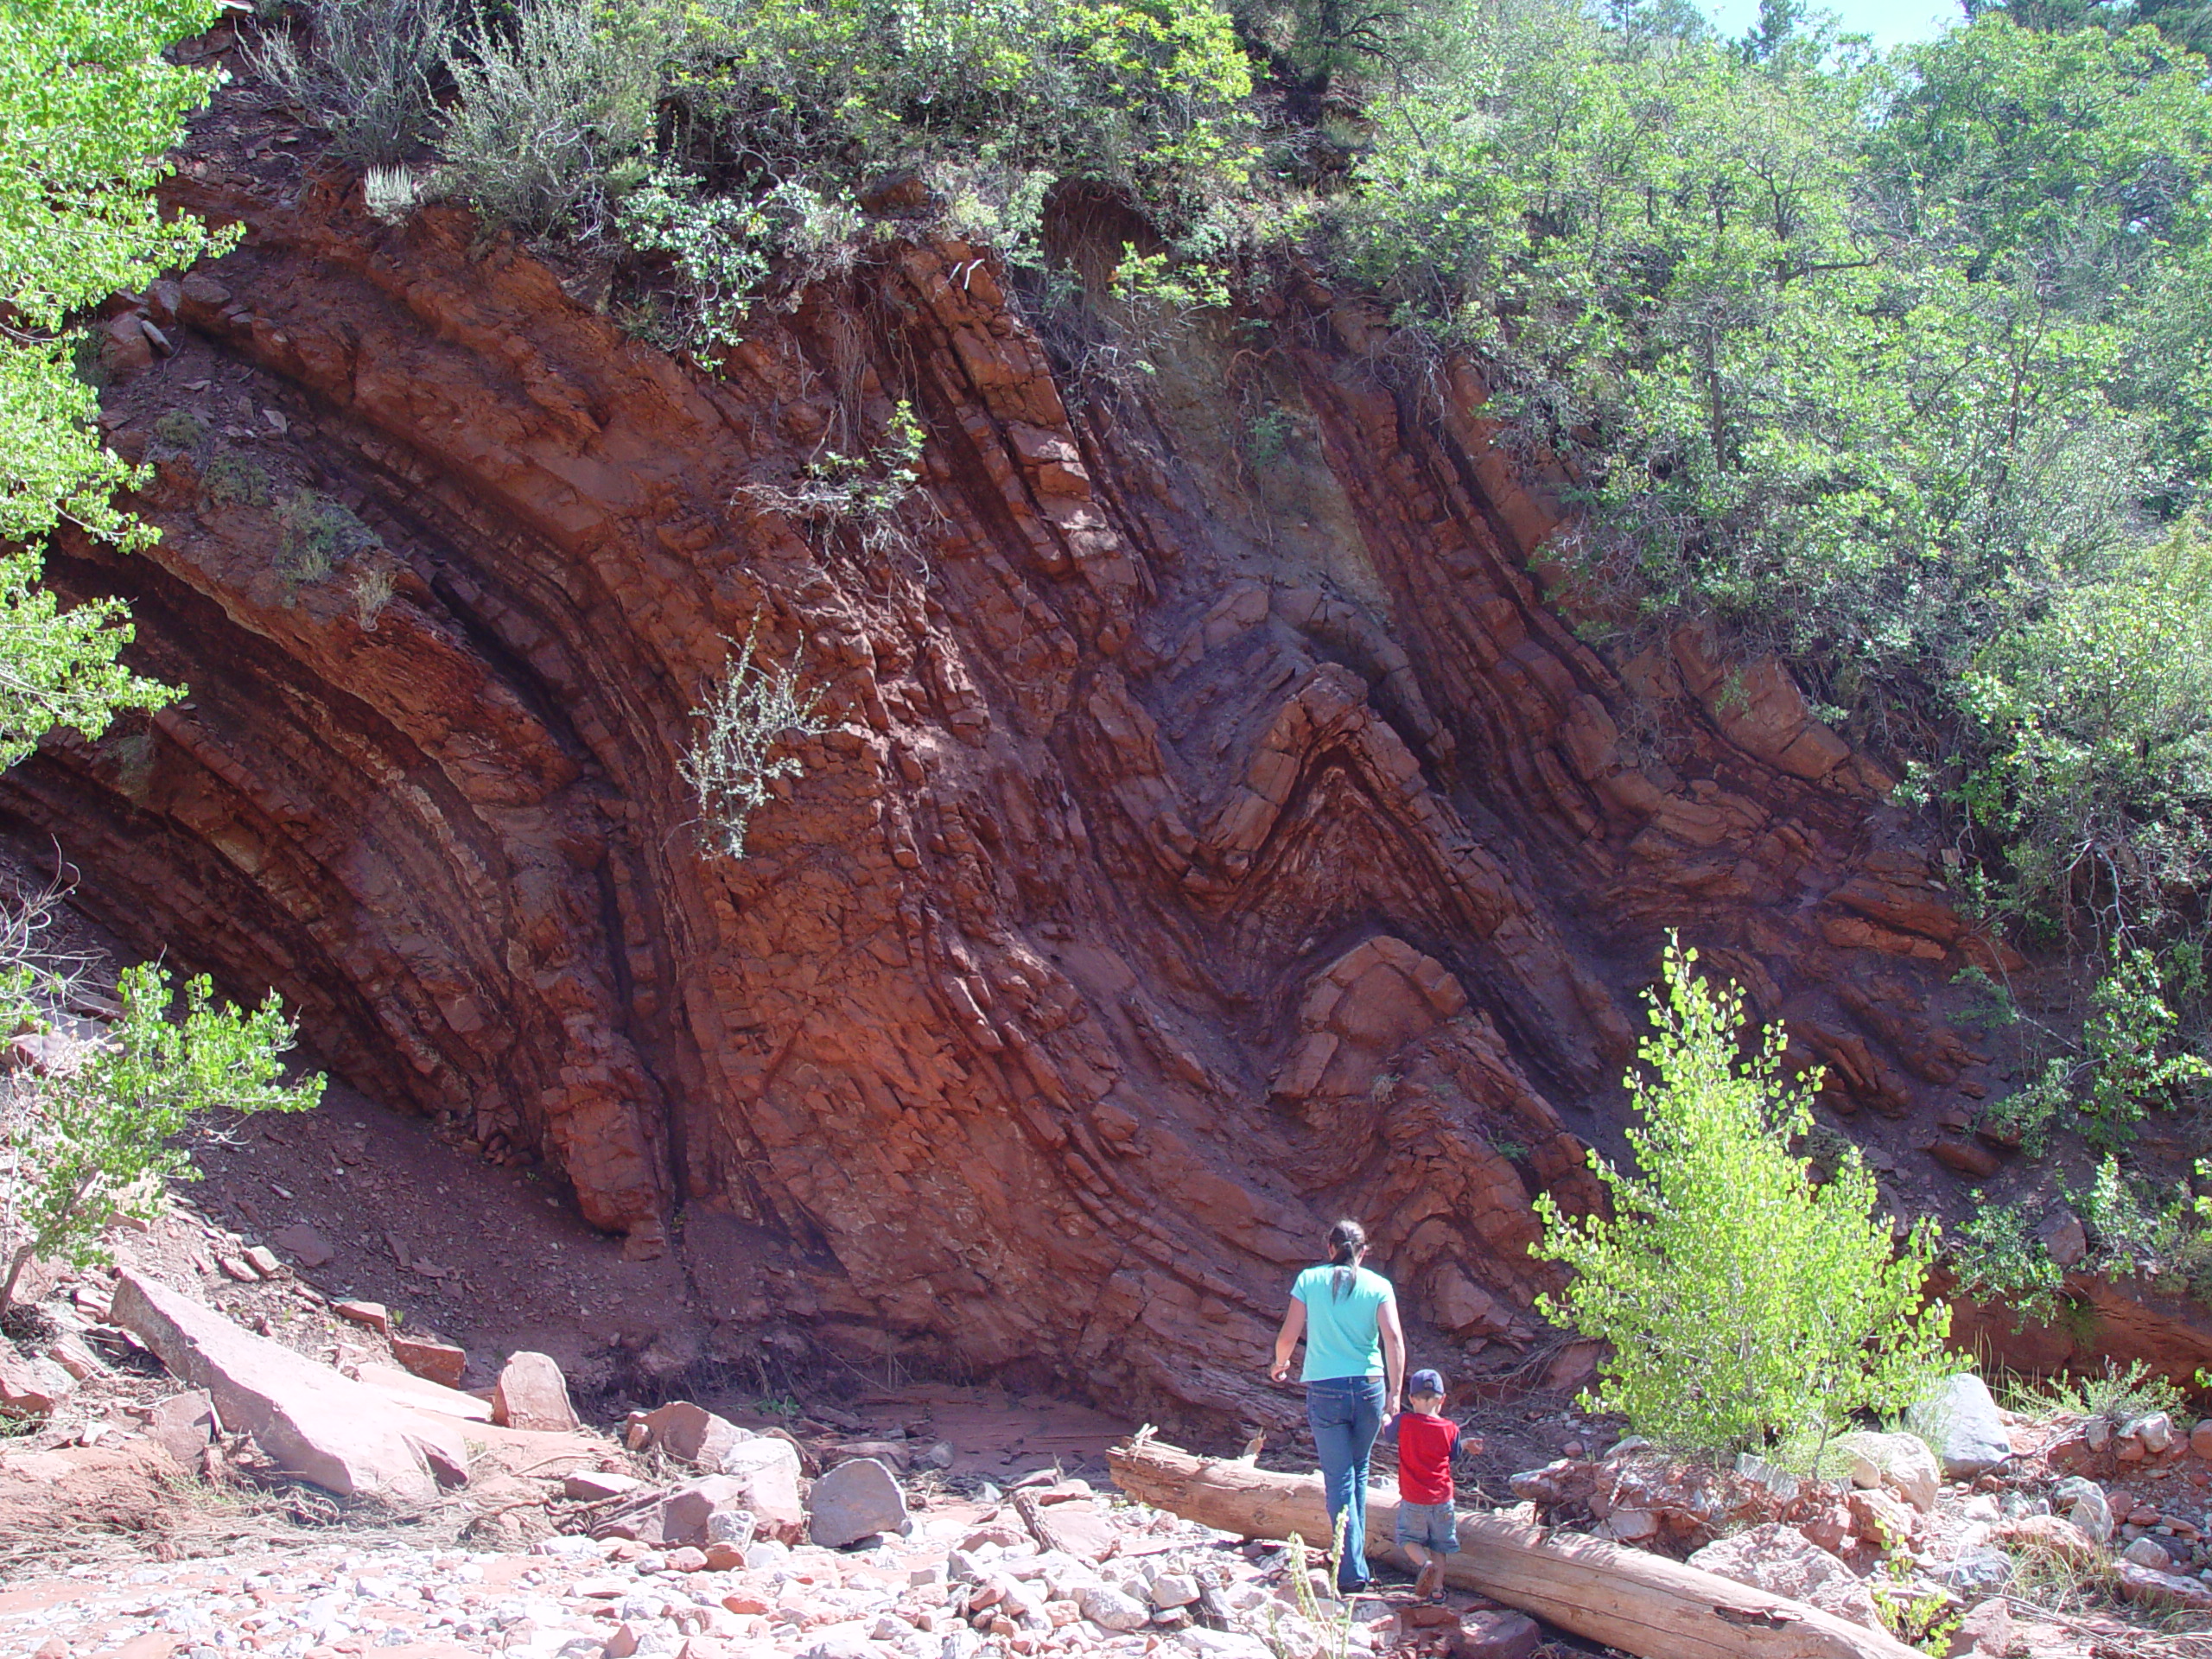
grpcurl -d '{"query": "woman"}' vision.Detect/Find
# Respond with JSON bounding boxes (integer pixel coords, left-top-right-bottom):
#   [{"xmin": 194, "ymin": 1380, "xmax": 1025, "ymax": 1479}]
[{"xmin": 1268, "ymin": 1217, "xmax": 1405, "ymax": 1596}]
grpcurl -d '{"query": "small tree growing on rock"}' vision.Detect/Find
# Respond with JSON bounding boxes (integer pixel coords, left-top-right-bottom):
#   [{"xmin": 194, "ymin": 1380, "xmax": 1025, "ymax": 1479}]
[
  {"xmin": 682, "ymin": 620, "xmax": 832, "ymax": 860},
  {"xmin": 0, "ymin": 962, "xmax": 323, "ymax": 1314},
  {"xmin": 1532, "ymin": 939, "xmax": 1948, "ymax": 1458}
]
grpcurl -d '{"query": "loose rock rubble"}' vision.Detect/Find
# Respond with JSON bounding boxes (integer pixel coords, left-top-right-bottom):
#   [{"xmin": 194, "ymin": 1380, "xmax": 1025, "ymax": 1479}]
[
  {"xmin": 1503, "ymin": 1372, "xmax": 2212, "ymax": 1653},
  {"xmin": 0, "ymin": 1455, "xmax": 1483, "ymax": 1659}
]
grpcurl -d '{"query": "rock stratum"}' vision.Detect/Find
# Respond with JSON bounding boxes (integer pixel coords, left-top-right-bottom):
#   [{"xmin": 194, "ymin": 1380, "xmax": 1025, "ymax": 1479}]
[{"xmin": 0, "ymin": 89, "xmax": 2158, "ymax": 1421}]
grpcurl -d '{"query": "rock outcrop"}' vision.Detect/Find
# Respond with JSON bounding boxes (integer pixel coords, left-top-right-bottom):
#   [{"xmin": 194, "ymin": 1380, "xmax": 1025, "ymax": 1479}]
[{"xmin": 0, "ymin": 54, "xmax": 2101, "ymax": 1421}]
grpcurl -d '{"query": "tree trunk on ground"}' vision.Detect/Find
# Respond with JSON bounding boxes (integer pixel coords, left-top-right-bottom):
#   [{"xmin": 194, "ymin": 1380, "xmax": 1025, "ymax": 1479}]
[{"xmin": 1107, "ymin": 1435, "xmax": 1922, "ymax": 1659}]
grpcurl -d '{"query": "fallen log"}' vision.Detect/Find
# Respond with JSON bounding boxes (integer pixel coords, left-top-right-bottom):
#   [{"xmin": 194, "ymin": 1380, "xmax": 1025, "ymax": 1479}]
[{"xmin": 1108, "ymin": 1433, "xmax": 1920, "ymax": 1659}]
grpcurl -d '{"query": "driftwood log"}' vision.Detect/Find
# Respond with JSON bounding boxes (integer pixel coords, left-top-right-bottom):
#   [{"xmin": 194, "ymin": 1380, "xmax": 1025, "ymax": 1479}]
[{"xmin": 1108, "ymin": 1435, "xmax": 1923, "ymax": 1659}]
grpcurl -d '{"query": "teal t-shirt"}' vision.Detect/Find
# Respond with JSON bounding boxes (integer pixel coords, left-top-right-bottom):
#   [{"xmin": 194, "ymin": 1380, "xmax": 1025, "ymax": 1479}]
[{"xmin": 1292, "ymin": 1263, "xmax": 1393, "ymax": 1381}]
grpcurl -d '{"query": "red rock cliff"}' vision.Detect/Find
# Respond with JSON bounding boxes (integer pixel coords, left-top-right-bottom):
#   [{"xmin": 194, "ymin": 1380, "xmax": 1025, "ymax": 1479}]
[{"xmin": 0, "ymin": 124, "xmax": 2056, "ymax": 1422}]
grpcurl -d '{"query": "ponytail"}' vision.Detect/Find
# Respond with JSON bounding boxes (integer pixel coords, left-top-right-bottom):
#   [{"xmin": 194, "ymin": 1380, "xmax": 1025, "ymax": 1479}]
[{"xmin": 1326, "ymin": 1218, "xmax": 1368, "ymax": 1300}]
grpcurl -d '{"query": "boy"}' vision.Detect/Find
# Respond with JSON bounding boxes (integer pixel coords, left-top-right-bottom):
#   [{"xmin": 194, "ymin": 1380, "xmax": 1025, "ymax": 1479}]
[{"xmin": 1388, "ymin": 1368, "xmax": 1475, "ymax": 1601}]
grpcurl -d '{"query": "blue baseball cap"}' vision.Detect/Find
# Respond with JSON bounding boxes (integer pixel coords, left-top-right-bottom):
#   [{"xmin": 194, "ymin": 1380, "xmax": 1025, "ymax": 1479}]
[{"xmin": 1408, "ymin": 1369, "xmax": 1446, "ymax": 1396}]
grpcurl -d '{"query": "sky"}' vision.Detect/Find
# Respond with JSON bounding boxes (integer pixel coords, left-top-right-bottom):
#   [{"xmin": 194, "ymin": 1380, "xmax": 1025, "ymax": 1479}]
[{"xmin": 1703, "ymin": 0, "xmax": 1965, "ymax": 48}]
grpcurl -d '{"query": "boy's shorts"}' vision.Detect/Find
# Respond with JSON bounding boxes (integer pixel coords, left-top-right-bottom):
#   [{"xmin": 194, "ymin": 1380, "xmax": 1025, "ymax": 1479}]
[{"xmin": 1395, "ymin": 1500, "xmax": 1457, "ymax": 1554}]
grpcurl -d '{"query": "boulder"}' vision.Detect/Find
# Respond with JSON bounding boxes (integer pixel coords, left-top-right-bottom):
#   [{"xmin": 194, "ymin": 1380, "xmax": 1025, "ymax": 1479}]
[
  {"xmin": 147, "ymin": 1390, "xmax": 218, "ymax": 1464},
  {"xmin": 1844, "ymin": 1487, "xmax": 1915, "ymax": 1550},
  {"xmin": 809, "ymin": 1455, "xmax": 908, "ymax": 1547},
  {"xmin": 1078, "ymin": 1586, "xmax": 1149, "ymax": 1632},
  {"xmin": 1149, "ymin": 1573, "xmax": 1200, "ymax": 1609},
  {"xmin": 2116, "ymin": 1560, "xmax": 2212, "ymax": 1611},
  {"xmin": 0, "ymin": 1349, "xmax": 73, "ymax": 1415},
  {"xmin": 1992, "ymin": 1514, "xmax": 2100, "ymax": 1567},
  {"xmin": 721, "ymin": 1433, "xmax": 806, "ymax": 1542},
  {"xmin": 2192, "ymin": 1419, "xmax": 2212, "ymax": 1459},
  {"xmin": 1450, "ymin": 1611, "xmax": 1541, "ymax": 1659},
  {"xmin": 2124, "ymin": 1411, "xmax": 2175, "ymax": 1453},
  {"xmin": 632, "ymin": 1400, "xmax": 748, "ymax": 1466},
  {"xmin": 390, "ymin": 1332, "xmax": 466, "ymax": 1389},
  {"xmin": 663, "ymin": 1475, "xmax": 753, "ymax": 1547},
  {"xmin": 1945, "ymin": 1598, "xmax": 2010, "ymax": 1658},
  {"xmin": 1033, "ymin": 1498, "xmax": 1117, "ymax": 1560},
  {"xmin": 110, "ymin": 1270, "xmax": 465, "ymax": 1502},
  {"xmin": 2051, "ymin": 1476, "xmax": 2112, "ymax": 1543},
  {"xmin": 2122, "ymin": 1536, "xmax": 2172, "ymax": 1570},
  {"xmin": 1906, "ymin": 1374, "xmax": 2011, "ymax": 1478},
  {"xmin": 1931, "ymin": 1548, "xmax": 2012, "ymax": 1597},
  {"xmin": 493, "ymin": 1351, "xmax": 577, "ymax": 1432},
  {"xmin": 1834, "ymin": 1430, "xmax": 1941, "ymax": 1512},
  {"xmin": 1687, "ymin": 1522, "xmax": 1881, "ymax": 1629},
  {"xmin": 45, "ymin": 1337, "xmax": 105, "ymax": 1381},
  {"xmin": 2035, "ymin": 1206, "xmax": 2087, "ymax": 1268}
]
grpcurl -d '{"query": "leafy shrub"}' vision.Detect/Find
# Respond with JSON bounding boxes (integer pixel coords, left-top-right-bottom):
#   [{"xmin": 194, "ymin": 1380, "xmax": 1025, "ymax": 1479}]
[
  {"xmin": 275, "ymin": 488, "xmax": 382, "ymax": 583},
  {"xmin": 435, "ymin": 0, "xmax": 657, "ymax": 234},
  {"xmin": 148, "ymin": 409, "xmax": 207, "ymax": 454},
  {"xmin": 1983, "ymin": 952, "xmax": 2210, "ymax": 1153},
  {"xmin": 616, "ymin": 170, "xmax": 866, "ymax": 349},
  {"xmin": 199, "ymin": 452, "xmax": 270, "ymax": 507},
  {"xmin": 0, "ymin": 962, "xmax": 323, "ymax": 1312},
  {"xmin": 2042, "ymin": 1357, "xmax": 2184, "ymax": 1427},
  {"xmin": 664, "ymin": 0, "xmax": 1254, "ymax": 213},
  {"xmin": 1532, "ymin": 940, "xmax": 1949, "ymax": 1457},
  {"xmin": 1962, "ymin": 529, "xmax": 2212, "ymax": 962},
  {"xmin": 251, "ymin": 0, "xmax": 456, "ymax": 167},
  {"xmin": 736, "ymin": 400, "xmax": 925, "ymax": 550},
  {"xmin": 1948, "ymin": 1197, "xmax": 2066, "ymax": 1325},
  {"xmin": 682, "ymin": 621, "xmax": 834, "ymax": 859}
]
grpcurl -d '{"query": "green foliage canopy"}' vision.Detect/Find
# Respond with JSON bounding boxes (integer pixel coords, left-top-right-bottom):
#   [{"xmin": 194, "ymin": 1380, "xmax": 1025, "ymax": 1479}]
[{"xmin": 0, "ymin": 0, "xmax": 234, "ymax": 763}]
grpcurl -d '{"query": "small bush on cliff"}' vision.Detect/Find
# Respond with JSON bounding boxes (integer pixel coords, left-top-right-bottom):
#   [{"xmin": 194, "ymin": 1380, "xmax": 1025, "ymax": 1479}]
[
  {"xmin": 0, "ymin": 962, "xmax": 324, "ymax": 1313},
  {"xmin": 435, "ymin": 0, "xmax": 657, "ymax": 234},
  {"xmin": 683, "ymin": 620, "xmax": 834, "ymax": 859},
  {"xmin": 251, "ymin": 0, "xmax": 456, "ymax": 167},
  {"xmin": 1533, "ymin": 940, "xmax": 1949, "ymax": 1458}
]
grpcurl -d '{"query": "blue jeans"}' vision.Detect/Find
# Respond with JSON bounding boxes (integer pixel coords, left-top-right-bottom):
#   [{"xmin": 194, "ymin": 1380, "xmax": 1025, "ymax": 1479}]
[{"xmin": 1306, "ymin": 1376, "xmax": 1384, "ymax": 1591}]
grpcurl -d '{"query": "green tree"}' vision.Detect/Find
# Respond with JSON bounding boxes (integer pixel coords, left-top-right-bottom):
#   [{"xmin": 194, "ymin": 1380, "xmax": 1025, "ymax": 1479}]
[
  {"xmin": 1532, "ymin": 942, "xmax": 1949, "ymax": 1456},
  {"xmin": 0, "ymin": 0, "xmax": 236, "ymax": 763},
  {"xmin": 0, "ymin": 963, "xmax": 324, "ymax": 1313}
]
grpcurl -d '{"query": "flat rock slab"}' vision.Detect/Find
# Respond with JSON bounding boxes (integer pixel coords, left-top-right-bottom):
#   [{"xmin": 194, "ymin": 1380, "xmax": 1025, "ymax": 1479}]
[
  {"xmin": 809, "ymin": 1456, "xmax": 907, "ymax": 1547},
  {"xmin": 111, "ymin": 1270, "xmax": 466, "ymax": 1502},
  {"xmin": 352, "ymin": 1362, "xmax": 493, "ymax": 1422},
  {"xmin": 1033, "ymin": 1499, "xmax": 1117, "ymax": 1561},
  {"xmin": 390, "ymin": 1333, "xmax": 466, "ymax": 1389},
  {"xmin": 0, "ymin": 1351, "xmax": 73, "ymax": 1415},
  {"xmin": 1908, "ymin": 1375, "xmax": 2011, "ymax": 1478},
  {"xmin": 270, "ymin": 1222, "xmax": 334, "ymax": 1268}
]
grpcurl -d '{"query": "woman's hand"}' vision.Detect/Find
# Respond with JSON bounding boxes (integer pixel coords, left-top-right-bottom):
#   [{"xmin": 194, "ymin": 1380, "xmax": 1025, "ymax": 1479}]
[{"xmin": 1268, "ymin": 1358, "xmax": 1292, "ymax": 1383}]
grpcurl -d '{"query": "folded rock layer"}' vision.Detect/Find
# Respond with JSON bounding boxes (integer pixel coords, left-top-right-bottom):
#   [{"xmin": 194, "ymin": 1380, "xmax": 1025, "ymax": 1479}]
[{"xmin": 0, "ymin": 109, "xmax": 2074, "ymax": 1419}]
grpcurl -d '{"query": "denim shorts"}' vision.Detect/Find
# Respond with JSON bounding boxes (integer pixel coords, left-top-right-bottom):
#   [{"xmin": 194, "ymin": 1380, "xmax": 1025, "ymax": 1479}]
[{"xmin": 1396, "ymin": 1499, "xmax": 1458, "ymax": 1554}]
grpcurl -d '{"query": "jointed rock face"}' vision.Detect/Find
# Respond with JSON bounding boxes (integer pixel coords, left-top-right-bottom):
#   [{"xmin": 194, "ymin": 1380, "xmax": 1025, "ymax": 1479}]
[{"xmin": 0, "ymin": 124, "xmax": 2110, "ymax": 1416}]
